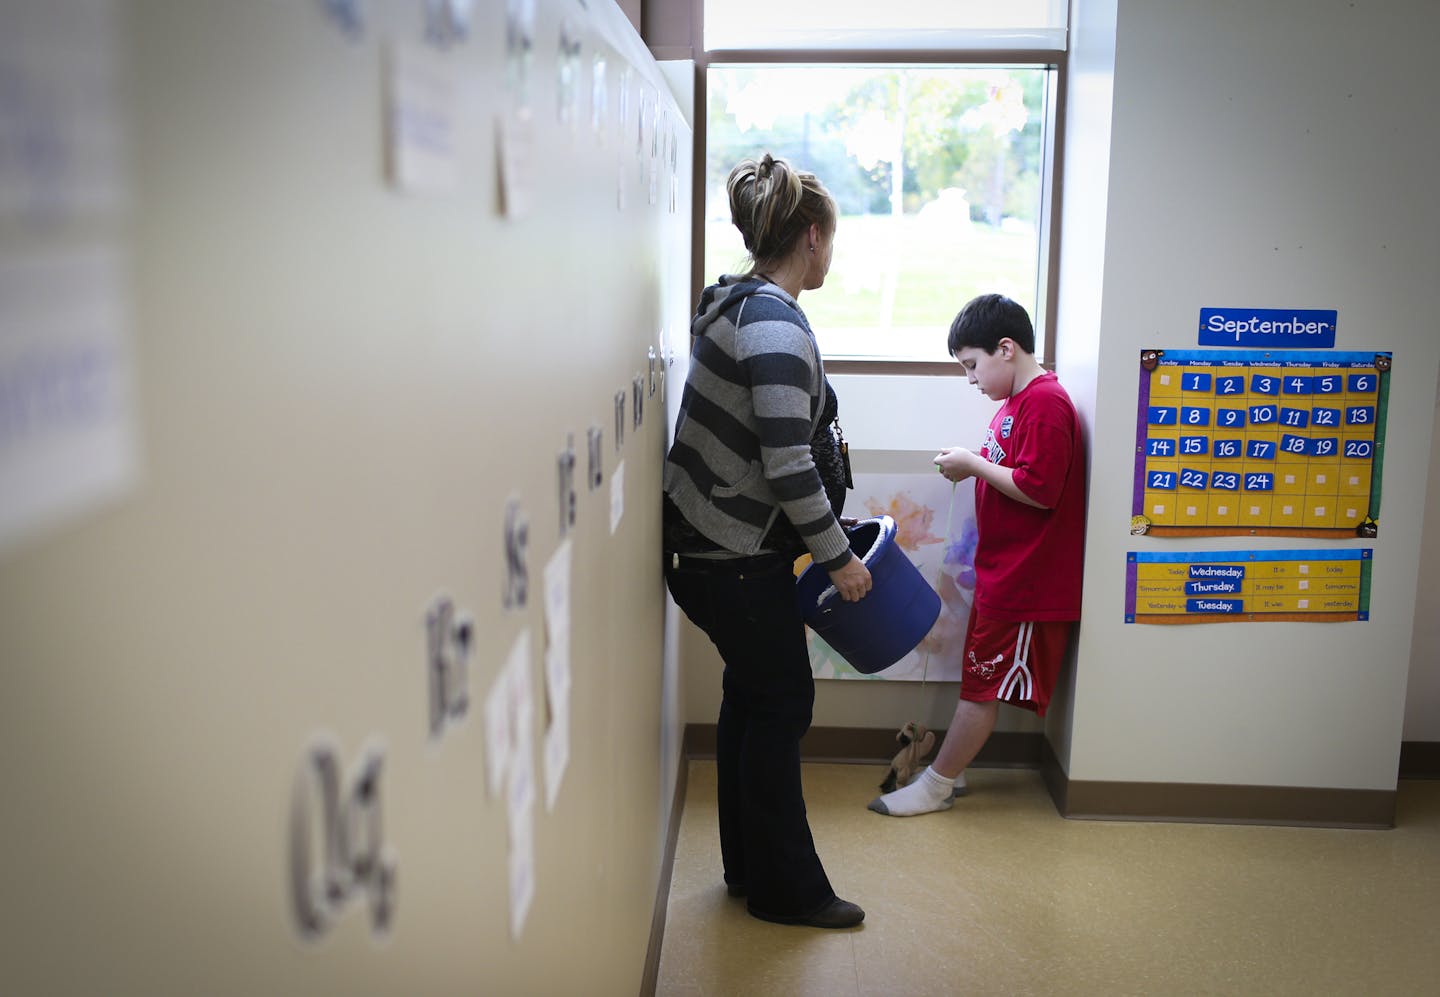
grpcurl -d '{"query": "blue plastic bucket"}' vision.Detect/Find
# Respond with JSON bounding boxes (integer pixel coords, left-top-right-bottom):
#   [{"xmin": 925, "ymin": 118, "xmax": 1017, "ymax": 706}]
[{"xmin": 795, "ymin": 515, "xmax": 942, "ymax": 675}]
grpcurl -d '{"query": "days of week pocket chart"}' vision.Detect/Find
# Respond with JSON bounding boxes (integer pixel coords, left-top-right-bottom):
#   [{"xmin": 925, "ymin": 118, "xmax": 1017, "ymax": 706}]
[
  {"xmin": 1130, "ymin": 349, "xmax": 1391, "ymax": 538},
  {"xmin": 1125, "ymin": 548, "xmax": 1372, "ymax": 624}
]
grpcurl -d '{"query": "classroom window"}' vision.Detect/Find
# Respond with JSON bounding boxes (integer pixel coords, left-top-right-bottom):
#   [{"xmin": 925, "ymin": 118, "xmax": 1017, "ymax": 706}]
[{"xmin": 698, "ymin": 2, "xmax": 1066, "ymax": 366}]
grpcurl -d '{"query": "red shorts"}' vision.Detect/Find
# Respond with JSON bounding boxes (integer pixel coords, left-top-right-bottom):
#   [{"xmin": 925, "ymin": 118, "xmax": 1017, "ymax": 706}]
[{"xmin": 958, "ymin": 607, "xmax": 1074, "ymax": 717}]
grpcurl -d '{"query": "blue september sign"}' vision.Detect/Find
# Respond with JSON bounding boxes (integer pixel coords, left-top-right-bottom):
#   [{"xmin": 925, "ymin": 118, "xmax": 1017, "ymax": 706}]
[{"xmin": 1198, "ymin": 308, "xmax": 1337, "ymax": 349}]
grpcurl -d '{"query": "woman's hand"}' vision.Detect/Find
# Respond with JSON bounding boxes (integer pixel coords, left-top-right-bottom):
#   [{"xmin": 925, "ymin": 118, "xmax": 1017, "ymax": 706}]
[{"xmin": 828, "ymin": 554, "xmax": 872, "ymax": 602}]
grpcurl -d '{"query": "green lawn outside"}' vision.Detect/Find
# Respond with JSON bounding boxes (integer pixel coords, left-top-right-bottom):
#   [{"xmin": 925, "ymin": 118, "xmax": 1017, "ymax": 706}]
[{"xmin": 704, "ymin": 214, "xmax": 1039, "ymax": 338}]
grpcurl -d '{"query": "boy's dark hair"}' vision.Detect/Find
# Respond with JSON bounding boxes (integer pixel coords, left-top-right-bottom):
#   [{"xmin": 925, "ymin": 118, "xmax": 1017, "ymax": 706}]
[{"xmin": 947, "ymin": 294, "xmax": 1035, "ymax": 356}]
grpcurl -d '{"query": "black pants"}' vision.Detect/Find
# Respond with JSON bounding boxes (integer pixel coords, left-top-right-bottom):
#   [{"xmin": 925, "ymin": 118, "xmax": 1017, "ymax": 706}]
[{"xmin": 664, "ymin": 551, "xmax": 835, "ymax": 919}]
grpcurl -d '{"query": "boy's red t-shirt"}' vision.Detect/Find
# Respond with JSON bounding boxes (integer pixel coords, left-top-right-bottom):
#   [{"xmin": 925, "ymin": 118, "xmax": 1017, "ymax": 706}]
[{"xmin": 973, "ymin": 371, "xmax": 1086, "ymax": 622}]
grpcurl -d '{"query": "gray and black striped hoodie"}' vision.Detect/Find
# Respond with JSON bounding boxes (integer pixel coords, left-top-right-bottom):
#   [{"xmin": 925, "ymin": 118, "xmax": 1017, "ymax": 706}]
[{"xmin": 662, "ymin": 275, "xmax": 852, "ymax": 572}]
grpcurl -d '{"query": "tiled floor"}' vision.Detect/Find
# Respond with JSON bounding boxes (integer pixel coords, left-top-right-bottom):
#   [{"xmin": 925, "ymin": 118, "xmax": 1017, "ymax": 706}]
[{"xmin": 656, "ymin": 761, "xmax": 1440, "ymax": 996}]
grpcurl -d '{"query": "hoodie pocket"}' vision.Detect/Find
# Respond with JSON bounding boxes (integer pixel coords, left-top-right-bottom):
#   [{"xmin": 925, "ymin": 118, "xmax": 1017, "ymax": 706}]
[{"xmin": 710, "ymin": 461, "xmax": 763, "ymax": 501}]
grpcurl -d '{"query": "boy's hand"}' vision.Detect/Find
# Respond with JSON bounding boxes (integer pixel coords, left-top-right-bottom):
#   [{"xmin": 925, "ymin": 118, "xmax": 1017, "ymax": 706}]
[{"xmin": 934, "ymin": 447, "xmax": 980, "ymax": 483}]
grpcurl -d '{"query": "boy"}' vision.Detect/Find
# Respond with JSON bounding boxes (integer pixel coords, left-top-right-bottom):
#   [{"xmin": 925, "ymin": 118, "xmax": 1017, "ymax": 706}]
[{"xmin": 869, "ymin": 294, "xmax": 1086, "ymax": 817}]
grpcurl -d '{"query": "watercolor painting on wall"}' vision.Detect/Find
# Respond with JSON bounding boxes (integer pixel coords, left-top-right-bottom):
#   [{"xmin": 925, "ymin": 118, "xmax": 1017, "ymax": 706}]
[{"xmin": 808, "ymin": 470, "xmax": 978, "ymax": 681}]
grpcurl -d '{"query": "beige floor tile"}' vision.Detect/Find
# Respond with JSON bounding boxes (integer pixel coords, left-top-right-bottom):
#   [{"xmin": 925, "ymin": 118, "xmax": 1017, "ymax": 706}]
[{"xmin": 658, "ymin": 761, "xmax": 1440, "ymax": 997}]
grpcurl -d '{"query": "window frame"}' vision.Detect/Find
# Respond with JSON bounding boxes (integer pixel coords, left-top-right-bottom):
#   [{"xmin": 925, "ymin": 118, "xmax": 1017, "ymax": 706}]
[{"xmin": 647, "ymin": 1, "xmax": 1068, "ymax": 374}]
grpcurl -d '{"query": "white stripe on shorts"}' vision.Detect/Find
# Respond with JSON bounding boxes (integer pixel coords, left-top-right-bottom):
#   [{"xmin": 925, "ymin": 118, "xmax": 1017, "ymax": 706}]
[{"xmin": 999, "ymin": 622, "xmax": 1035, "ymax": 703}]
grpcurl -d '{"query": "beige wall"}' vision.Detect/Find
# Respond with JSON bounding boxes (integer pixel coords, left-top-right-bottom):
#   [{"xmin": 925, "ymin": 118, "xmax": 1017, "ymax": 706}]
[
  {"xmin": 0, "ymin": 1, "xmax": 691, "ymax": 993},
  {"xmin": 1062, "ymin": 0, "xmax": 1440, "ymax": 787},
  {"xmin": 1044, "ymin": 0, "xmax": 1117, "ymax": 773},
  {"xmin": 1406, "ymin": 385, "xmax": 1440, "ymax": 740}
]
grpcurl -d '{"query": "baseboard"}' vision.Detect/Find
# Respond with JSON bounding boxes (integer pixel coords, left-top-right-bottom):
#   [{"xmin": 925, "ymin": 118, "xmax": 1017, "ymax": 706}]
[
  {"xmin": 684, "ymin": 723, "xmax": 1405, "ymax": 828},
  {"xmin": 1042, "ymin": 738, "xmax": 1396, "ymax": 829},
  {"xmin": 682, "ymin": 722, "xmax": 1044, "ymax": 768},
  {"xmin": 1399, "ymin": 740, "xmax": 1440, "ymax": 779},
  {"xmin": 673, "ymin": 724, "xmax": 1425, "ymax": 849},
  {"xmin": 639, "ymin": 754, "xmax": 689, "ymax": 997}
]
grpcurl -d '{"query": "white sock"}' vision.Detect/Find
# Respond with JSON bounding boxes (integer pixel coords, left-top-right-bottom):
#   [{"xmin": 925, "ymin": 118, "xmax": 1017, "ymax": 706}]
[
  {"xmin": 910, "ymin": 768, "xmax": 968, "ymax": 797},
  {"xmin": 868, "ymin": 765, "xmax": 956, "ymax": 817}
]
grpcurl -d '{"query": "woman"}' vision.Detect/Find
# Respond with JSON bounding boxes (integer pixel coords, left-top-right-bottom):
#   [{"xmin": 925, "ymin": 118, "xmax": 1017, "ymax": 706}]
[{"xmin": 663, "ymin": 154, "xmax": 870, "ymax": 929}]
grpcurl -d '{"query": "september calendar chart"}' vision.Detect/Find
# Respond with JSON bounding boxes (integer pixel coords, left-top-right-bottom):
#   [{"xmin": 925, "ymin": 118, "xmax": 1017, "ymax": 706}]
[
  {"xmin": 1126, "ymin": 549, "xmax": 1372, "ymax": 625},
  {"xmin": 1131, "ymin": 349, "xmax": 1391, "ymax": 537}
]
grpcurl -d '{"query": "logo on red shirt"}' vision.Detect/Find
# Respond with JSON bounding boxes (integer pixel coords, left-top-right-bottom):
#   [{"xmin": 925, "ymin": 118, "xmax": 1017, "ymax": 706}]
[{"xmin": 982, "ymin": 427, "xmax": 1006, "ymax": 465}]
